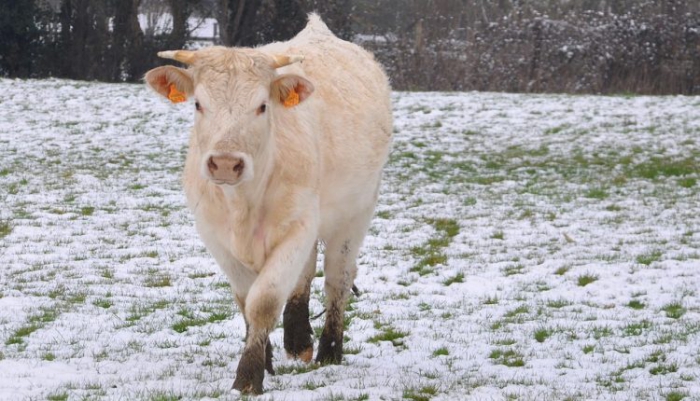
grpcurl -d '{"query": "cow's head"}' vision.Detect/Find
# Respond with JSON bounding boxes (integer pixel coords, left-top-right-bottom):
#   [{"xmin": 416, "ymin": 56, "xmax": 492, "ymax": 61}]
[{"xmin": 145, "ymin": 47, "xmax": 314, "ymax": 187}]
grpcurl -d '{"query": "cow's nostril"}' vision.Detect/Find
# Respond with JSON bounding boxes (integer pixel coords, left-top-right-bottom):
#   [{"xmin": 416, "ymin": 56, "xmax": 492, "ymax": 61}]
[
  {"xmin": 233, "ymin": 160, "xmax": 245, "ymax": 174},
  {"xmin": 207, "ymin": 157, "xmax": 218, "ymax": 172}
]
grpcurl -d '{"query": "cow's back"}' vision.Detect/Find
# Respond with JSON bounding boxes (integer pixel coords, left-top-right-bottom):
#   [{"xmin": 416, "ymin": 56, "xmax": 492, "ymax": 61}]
[{"xmin": 261, "ymin": 15, "xmax": 393, "ymax": 237}]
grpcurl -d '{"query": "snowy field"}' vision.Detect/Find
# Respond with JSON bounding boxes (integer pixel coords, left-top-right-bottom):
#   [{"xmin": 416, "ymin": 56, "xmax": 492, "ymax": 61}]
[{"xmin": 1, "ymin": 79, "xmax": 699, "ymax": 401}]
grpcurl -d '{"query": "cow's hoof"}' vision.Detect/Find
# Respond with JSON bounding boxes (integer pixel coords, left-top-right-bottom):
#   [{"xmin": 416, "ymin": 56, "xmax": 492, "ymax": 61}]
[
  {"xmin": 286, "ymin": 346, "xmax": 313, "ymax": 363},
  {"xmin": 316, "ymin": 334, "xmax": 343, "ymax": 365},
  {"xmin": 232, "ymin": 372, "xmax": 264, "ymax": 395},
  {"xmin": 283, "ymin": 299, "xmax": 314, "ymax": 362},
  {"xmin": 233, "ymin": 347, "xmax": 266, "ymax": 394}
]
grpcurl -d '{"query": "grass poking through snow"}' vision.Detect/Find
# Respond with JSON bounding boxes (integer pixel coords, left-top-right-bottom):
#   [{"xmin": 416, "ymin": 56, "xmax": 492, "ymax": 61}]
[{"xmin": 1, "ymin": 80, "xmax": 699, "ymax": 400}]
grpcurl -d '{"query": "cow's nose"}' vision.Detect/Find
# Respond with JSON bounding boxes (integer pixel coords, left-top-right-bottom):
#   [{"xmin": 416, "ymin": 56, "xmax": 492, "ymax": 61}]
[{"xmin": 206, "ymin": 153, "xmax": 245, "ymax": 184}]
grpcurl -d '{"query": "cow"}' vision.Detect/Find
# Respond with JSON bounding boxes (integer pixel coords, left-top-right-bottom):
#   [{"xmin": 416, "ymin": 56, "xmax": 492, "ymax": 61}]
[{"xmin": 144, "ymin": 14, "xmax": 392, "ymax": 394}]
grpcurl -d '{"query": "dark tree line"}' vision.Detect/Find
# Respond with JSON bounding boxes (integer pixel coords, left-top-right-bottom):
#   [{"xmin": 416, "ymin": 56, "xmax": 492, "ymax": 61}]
[
  {"xmin": 0, "ymin": 0, "xmax": 351, "ymax": 82},
  {"xmin": 1, "ymin": 0, "xmax": 699, "ymax": 94}
]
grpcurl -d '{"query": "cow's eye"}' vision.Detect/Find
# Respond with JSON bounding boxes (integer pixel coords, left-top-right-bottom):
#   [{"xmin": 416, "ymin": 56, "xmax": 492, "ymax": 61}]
[
  {"xmin": 257, "ymin": 103, "xmax": 266, "ymax": 115},
  {"xmin": 195, "ymin": 101, "xmax": 202, "ymax": 112}
]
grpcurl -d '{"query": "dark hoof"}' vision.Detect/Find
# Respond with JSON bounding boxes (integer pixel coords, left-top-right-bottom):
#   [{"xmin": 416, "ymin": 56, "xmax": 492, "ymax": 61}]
[
  {"xmin": 287, "ymin": 346, "xmax": 313, "ymax": 363},
  {"xmin": 316, "ymin": 332, "xmax": 343, "ymax": 365},
  {"xmin": 232, "ymin": 373, "xmax": 263, "ymax": 395},
  {"xmin": 233, "ymin": 344, "xmax": 266, "ymax": 394},
  {"xmin": 283, "ymin": 299, "xmax": 314, "ymax": 362},
  {"xmin": 283, "ymin": 327, "xmax": 313, "ymax": 362}
]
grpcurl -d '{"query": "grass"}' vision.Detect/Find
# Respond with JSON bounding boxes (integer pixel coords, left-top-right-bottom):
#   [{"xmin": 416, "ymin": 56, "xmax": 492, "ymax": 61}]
[
  {"xmin": 2, "ymin": 83, "xmax": 700, "ymax": 399},
  {"xmin": 442, "ymin": 272, "xmax": 464, "ymax": 286},
  {"xmin": 5, "ymin": 323, "xmax": 40, "ymax": 345},
  {"xmin": 627, "ymin": 299, "xmax": 646, "ymax": 310},
  {"xmin": 403, "ymin": 385, "xmax": 438, "ymax": 401},
  {"xmin": 410, "ymin": 218, "xmax": 460, "ymax": 276},
  {"xmin": 636, "ymin": 250, "xmax": 663, "ymax": 266},
  {"xmin": 534, "ymin": 327, "xmax": 552, "ymax": 343},
  {"xmin": 662, "ymin": 302, "xmax": 686, "ymax": 319},
  {"xmin": 577, "ymin": 274, "xmax": 599, "ymax": 287},
  {"xmin": 489, "ymin": 348, "xmax": 526, "ymax": 367},
  {"xmin": 0, "ymin": 220, "xmax": 12, "ymax": 239},
  {"xmin": 367, "ymin": 326, "xmax": 408, "ymax": 347}
]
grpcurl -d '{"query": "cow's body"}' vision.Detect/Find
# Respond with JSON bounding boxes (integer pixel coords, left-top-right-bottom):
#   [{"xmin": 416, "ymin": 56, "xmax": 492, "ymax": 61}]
[{"xmin": 145, "ymin": 14, "xmax": 392, "ymax": 394}]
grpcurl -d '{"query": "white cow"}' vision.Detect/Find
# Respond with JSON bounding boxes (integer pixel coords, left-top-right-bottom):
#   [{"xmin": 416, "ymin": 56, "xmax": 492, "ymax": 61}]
[{"xmin": 145, "ymin": 14, "xmax": 392, "ymax": 394}]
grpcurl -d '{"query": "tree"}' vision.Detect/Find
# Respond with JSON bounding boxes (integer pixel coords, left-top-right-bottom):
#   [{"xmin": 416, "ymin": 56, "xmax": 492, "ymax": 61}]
[
  {"xmin": 57, "ymin": 0, "xmax": 111, "ymax": 80},
  {"xmin": 111, "ymin": 0, "xmax": 144, "ymax": 81},
  {"xmin": 0, "ymin": 0, "xmax": 41, "ymax": 77}
]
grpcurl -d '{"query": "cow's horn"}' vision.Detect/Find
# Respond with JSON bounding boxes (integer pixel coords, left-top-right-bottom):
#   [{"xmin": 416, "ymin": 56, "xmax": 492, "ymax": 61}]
[
  {"xmin": 271, "ymin": 54, "xmax": 305, "ymax": 69},
  {"xmin": 157, "ymin": 50, "xmax": 197, "ymax": 65}
]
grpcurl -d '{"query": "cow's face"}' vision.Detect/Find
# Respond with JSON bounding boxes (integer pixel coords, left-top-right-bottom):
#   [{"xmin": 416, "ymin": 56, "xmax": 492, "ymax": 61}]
[{"xmin": 145, "ymin": 47, "xmax": 313, "ymax": 187}]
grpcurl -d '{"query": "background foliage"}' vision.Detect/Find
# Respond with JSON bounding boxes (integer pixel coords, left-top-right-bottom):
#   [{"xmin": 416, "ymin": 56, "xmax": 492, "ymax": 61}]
[{"xmin": 0, "ymin": 0, "xmax": 698, "ymax": 94}]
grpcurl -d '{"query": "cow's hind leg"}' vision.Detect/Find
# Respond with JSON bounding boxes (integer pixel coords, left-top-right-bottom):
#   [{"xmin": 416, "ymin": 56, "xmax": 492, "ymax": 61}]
[
  {"xmin": 283, "ymin": 243, "xmax": 317, "ymax": 362},
  {"xmin": 316, "ymin": 208, "xmax": 374, "ymax": 365}
]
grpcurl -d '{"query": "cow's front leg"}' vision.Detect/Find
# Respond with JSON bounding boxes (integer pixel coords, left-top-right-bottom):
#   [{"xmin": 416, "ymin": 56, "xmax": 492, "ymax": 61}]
[
  {"xmin": 232, "ymin": 216, "xmax": 318, "ymax": 394},
  {"xmin": 283, "ymin": 243, "xmax": 317, "ymax": 362},
  {"xmin": 233, "ymin": 328, "xmax": 269, "ymax": 394},
  {"xmin": 242, "ymin": 318, "xmax": 275, "ymax": 375}
]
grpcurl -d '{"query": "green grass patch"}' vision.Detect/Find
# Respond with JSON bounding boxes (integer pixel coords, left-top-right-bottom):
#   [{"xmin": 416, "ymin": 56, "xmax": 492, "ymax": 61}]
[
  {"xmin": 665, "ymin": 392, "xmax": 687, "ymax": 401},
  {"xmin": 585, "ymin": 188, "xmax": 608, "ymax": 199},
  {"xmin": 534, "ymin": 327, "xmax": 552, "ymax": 343},
  {"xmin": 632, "ymin": 157, "xmax": 698, "ymax": 180},
  {"xmin": 662, "ymin": 302, "xmax": 686, "ymax": 319},
  {"xmin": 554, "ymin": 266, "xmax": 571, "ymax": 275},
  {"xmin": 503, "ymin": 305, "xmax": 529, "ymax": 318},
  {"xmin": 46, "ymin": 393, "xmax": 69, "ymax": 401},
  {"xmin": 442, "ymin": 272, "xmax": 464, "ymax": 286},
  {"xmin": 489, "ymin": 348, "xmax": 525, "ymax": 367},
  {"xmin": 623, "ymin": 320, "xmax": 652, "ymax": 336},
  {"xmin": 403, "ymin": 385, "xmax": 438, "ymax": 401},
  {"xmin": 577, "ymin": 274, "xmax": 598, "ymax": 287},
  {"xmin": 0, "ymin": 220, "xmax": 12, "ymax": 239},
  {"xmin": 649, "ymin": 362, "xmax": 678, "ymax": 375},
  {"xmin": 80, "ymin": 206, "xmax": 95, "ymax": 216},
  {"xmin": 627, "ymin": 299, "xmax": 646, "ymax": 310},
  {"xmin": 368, "ymin": 326, "xmax": 408, "ymax": 347},
  {"xmin": 172, "ymin": 318, "xmax": 208, "ymax": 333},
  {"xmin": 144, "ymin": 274, "xmax": 172, "ymax": 288},
  {"xmin": 637, "ymin": 250, "xmax": 663, "ymax": 266},
  {"xmin": 5, "ymin": 323, "xmax": 40, "ymax": 345}
]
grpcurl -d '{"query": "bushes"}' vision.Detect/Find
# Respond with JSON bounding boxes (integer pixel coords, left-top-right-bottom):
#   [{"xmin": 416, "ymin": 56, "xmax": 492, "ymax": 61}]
[{"xmin": 367, "ymin": 6, "xmax": 700, "ymax": 94}]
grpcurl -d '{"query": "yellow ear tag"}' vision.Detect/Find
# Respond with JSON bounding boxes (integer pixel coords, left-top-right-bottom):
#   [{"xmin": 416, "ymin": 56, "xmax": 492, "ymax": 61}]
[
  {"xmin": 167, "ymin": 83, "xmax": 187, "ymax": 103},
  {"xmin": 283, "ymin": 88, "xmax": 300, "ymax": 108}
]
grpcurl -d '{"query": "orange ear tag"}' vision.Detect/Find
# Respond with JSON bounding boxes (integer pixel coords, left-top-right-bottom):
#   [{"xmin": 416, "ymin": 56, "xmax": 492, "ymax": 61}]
[
  {"xmin": 283, "ymin": 88, "xmax": 300, "ymax": 108},
  {"xmin": 167, "ymin": 83, "xmax": 187, "ymax": 103}
]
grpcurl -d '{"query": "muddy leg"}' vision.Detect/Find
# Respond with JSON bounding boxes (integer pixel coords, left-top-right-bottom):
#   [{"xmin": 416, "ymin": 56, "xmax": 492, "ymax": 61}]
[
  {"xmin": 316, "ymin": 238, "xmax": 361, "ymax": 365},
  {"xmin": 233, "ymin": 329, "xmax": 269, "ymax": 394},
  {"xmin": 283, "ymin": 243, "xmax": 317, "ymax": 362}
]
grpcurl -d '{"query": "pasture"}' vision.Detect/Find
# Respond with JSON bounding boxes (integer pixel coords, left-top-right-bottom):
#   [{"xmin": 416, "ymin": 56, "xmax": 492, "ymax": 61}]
[{"xmin": 1, "ymin": 79, "xmax": 699, "ymax": 400}]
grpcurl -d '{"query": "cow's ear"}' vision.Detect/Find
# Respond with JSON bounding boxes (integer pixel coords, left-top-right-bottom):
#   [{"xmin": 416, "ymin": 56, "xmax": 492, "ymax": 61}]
[
  {"xmin": 145, "ymin": 66, "xmax": 193, "ymax": 103},
  {"xmin": 271, "ymin": 74, "xmax": 314, "ymax": 108}
]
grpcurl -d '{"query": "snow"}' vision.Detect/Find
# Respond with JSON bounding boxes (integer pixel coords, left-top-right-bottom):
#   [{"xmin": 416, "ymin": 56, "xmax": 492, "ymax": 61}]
[{"xmin": 1, "ymin": 79, "xmax": 699, "ymax": 400}]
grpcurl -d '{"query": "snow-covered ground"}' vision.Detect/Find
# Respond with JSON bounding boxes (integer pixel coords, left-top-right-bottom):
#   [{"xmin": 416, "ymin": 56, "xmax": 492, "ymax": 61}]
[{"xmin": 1, "ymin": 79, "xmax": 699, "ymax": 401}]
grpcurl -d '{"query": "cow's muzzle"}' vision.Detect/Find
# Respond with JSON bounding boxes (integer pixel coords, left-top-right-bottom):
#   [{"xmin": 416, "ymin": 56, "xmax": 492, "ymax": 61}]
[{"xmin": 202, "ymin": 151, "xmax": 253, "ymax": 186}]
